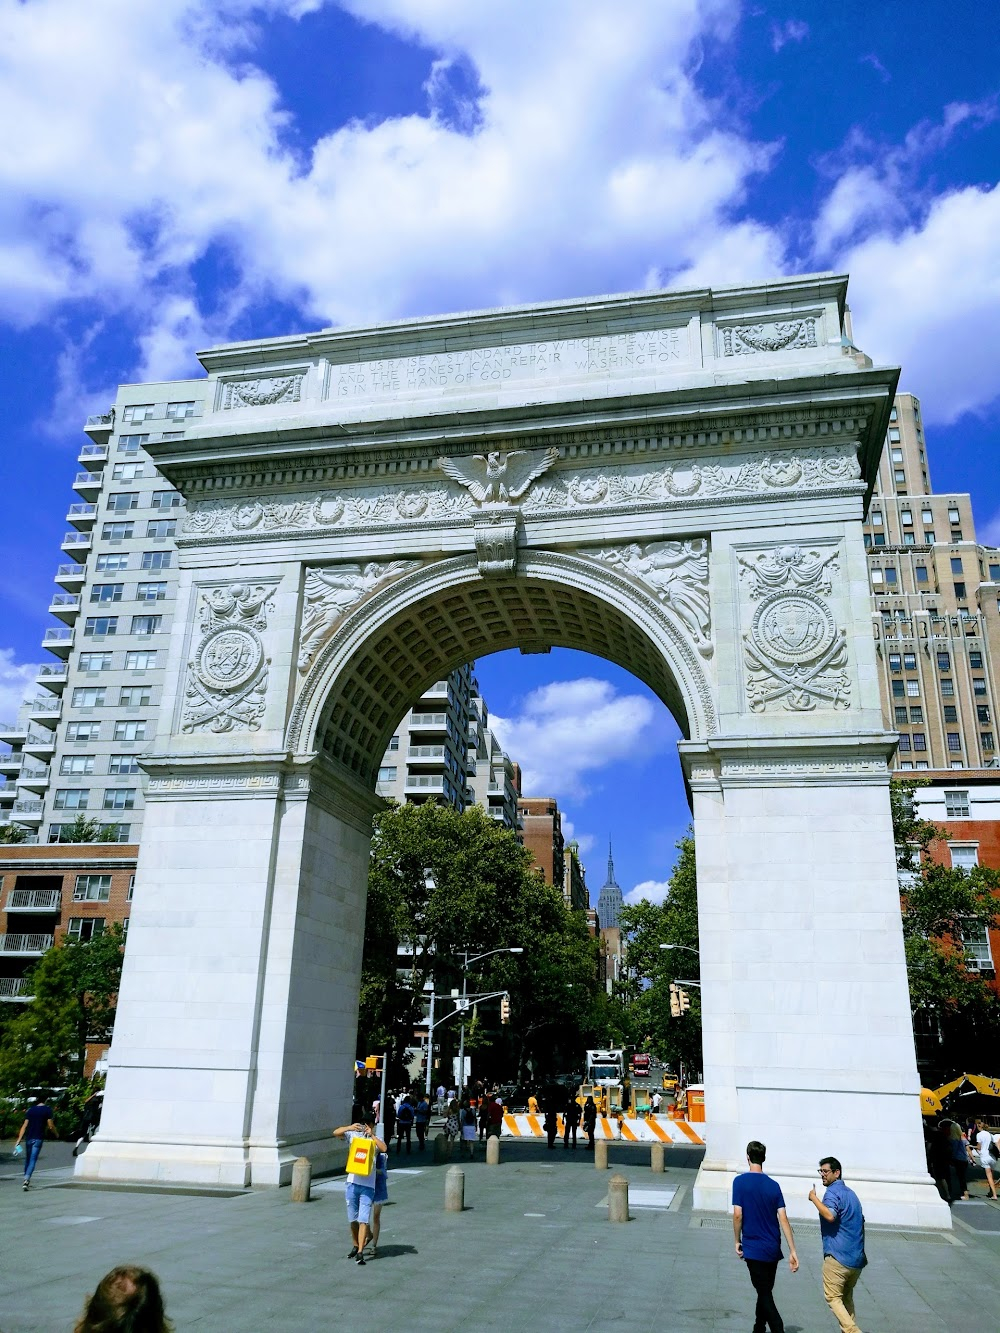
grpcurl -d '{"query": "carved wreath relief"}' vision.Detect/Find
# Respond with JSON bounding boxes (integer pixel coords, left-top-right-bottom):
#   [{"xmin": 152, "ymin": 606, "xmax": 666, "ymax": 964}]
[
  {"xmin": 182, "ymin": 583, "xmax": 274, "ymax": 733},
  {"xmin": 721, "ymin": 318, "xmax": 817, "ymax": 357},
  {"xmin": 584, "ymin": 539, "xmax": 713, "ymax": 657},
  {"xmin": 298, "ymin": 561, "xmax": 422, "ymax": 672},
  {"xmin": 222, "ymin": 374, "xmax": 304, "ymax": 409},
  {"xmin": 737, "ymin": 545, "xmax": 850, "ymax": 713}
]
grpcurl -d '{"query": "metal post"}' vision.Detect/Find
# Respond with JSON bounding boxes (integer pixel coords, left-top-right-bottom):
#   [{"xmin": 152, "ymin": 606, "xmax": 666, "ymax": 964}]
[
  {"xmin": 376, "ymin": 1047, "xmax": 388, "ymax": 1142},
  {"xmin": 457, "ymin": 953, "xmax": 468, "ymax": 1095},
  {"xmin": 424, "ymin": 991, "xmax": 436, "ymax": 1098}
]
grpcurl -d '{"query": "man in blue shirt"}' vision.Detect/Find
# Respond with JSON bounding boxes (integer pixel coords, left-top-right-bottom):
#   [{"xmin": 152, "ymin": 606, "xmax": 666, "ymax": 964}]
[
  {"xmin": 808, "ymin": 1156, "xmax": 867, "ymax": 1333},
  {"xmin": 14, "ymin": 1095, "xmax": 57, "ymax": 1191},
  {"xmin": 732, "ymin": 1140, "xmax": 799, "ymax": 1333}
]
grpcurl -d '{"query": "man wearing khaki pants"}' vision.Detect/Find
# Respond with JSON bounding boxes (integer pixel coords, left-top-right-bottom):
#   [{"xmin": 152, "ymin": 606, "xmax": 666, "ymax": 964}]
[{"xmin": 808, "ymin": 1156, "xmax": 867, "ymax": 1333}]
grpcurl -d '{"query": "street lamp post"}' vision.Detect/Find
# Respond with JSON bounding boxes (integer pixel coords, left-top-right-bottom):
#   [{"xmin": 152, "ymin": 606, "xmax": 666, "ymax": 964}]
[
  {"xmin": 456, "ymin": 946, "xmax": 523, "ymax": 1095},
  {"xmin": 658, "ymin": 943, "xmax": 699, "ymax": 956}
]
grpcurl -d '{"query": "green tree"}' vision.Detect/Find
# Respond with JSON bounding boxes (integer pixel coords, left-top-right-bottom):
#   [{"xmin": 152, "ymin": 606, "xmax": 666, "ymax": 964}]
[
  {"xmin": 55, "ymin": 814, "xmax": 122, "ymax": 843},
  {"xmin": 892, "ymin": 780, "xmax": 1000, "ymax": 1047},
  {"xmin": 617, "ymin": 833, "xmax": 702, "ymax": 1074},
  {"xmin": 360, "ymin": 800, "xmax": 600, "ymax": 1083},
  {"xmin": 0, "ymin": 925, "xmax": 125, "ymax": 1093},
  {"xmin": 0, "ymin": 822, "xmax": 29, "ymax": 844}
]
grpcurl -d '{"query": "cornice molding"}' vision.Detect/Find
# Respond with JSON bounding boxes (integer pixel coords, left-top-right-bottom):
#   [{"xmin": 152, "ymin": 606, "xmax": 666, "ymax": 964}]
[{"xmin": 679, "ymin": 733, "xmax": 896, "ymax": 789}]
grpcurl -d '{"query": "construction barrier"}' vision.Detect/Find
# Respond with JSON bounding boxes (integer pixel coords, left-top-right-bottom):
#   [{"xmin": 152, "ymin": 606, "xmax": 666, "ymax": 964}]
[{"xmin": 501, "ymin": 1113, "xmax": 704, "ymax": 1146}]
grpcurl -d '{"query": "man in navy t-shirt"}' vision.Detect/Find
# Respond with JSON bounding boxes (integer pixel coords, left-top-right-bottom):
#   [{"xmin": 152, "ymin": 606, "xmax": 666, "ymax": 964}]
[
  {"xmin": 733, "ymin": 1140, "xmax": 799, "ymax": 1333},
  {"xmin": 14, "ymin": 1096, "xmax": 57, "ymax": 1191}
]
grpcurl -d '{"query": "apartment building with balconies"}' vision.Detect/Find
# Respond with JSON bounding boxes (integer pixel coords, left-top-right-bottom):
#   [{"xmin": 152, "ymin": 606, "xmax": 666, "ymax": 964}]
[{"xmin": 864, "ymin": 393, "xmax": 1000, "ymax": 773}]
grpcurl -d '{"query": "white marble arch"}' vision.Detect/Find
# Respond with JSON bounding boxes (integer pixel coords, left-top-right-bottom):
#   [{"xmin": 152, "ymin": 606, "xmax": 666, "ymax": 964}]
[{"xmin": 75, "ymin": 276, "xmax": 950, "ymax": 1227}]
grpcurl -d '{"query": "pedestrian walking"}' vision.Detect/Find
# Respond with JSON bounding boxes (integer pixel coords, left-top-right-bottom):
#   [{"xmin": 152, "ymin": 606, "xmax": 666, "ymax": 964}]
[
  {"xmin": 971, "ymin": 1117, "xmax": 999, "ymax": 1200},
  {"xmin": 332, "ymin": 1116, "xmax": 388, "ymax": 1266},
  {"xmin": 945, "ymin": 1119, "xmax": 971, "ymax": 1200},
  {"xmin": 395, "ymin": 1095, "xmax": 414, "ymax": 1154},
  {"xmin": 808, "ymin": 1156, "xmax": 867, "ymax": 1333},
  {"xmin": 563, "ymin": 1097, "xmax": 581, "ymax": 1149},
  {"xmin": 73, "ymin": 1090, "xmax": 103, "ymax": 1157},
  {"xmin": 74, "ymin": 1265, "xmax": 172, "ymax": 1332},
  {"xmin": 364, "ymin": 1148, "xmax": 389, "ymax": 1259},
  {"xmin": 527, "ymin": 1092, "xmax": 540, "ymax": 1115},
  {"xmin": 460, "ymin": 1099, "xmax": 478, "ymax": 1159},
  {"xmin": 444, "ymin": 1098, "xmax": 461, "ymax": 1146},
  {"xmin": 414, "ymin": 1094, "xmax": 430, "ymax": 1150},
  {"xmin": 382, "ymin": 1093, "xmax": 396, "ymax": 1145},
  {"xmin": 486, "ymin": 1094, "xmax": 504, "ymax": 1138},
  {"xmin": 732, "ymin": 1141, "xmax": 798, "ymax": 1333},
  {"xmin": 13, "ymin": 1095, "xmax": 56, "ymax": 1191},
  {"xmin": 650, "ymin": 1090, "xmax": 662, "ymax": 1116},
  {"xmin": 583, "ymin": 1095, "xmax": 597, "ymax": 1150},
  {"xmin": 478, "ymin": 1095, "xmax": 490, "ymax": 1142}
]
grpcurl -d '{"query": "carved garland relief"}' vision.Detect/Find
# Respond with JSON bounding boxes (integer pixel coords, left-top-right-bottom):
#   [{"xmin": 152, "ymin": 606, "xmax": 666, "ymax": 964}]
[
  {"xmin": 182, "ymin": 583, "xmax": 275, "ymax": 733},
  {"xmin": 180, "ymin": 444, "xmax": 862, "ymax": 542},
  {"xmin": 736, "ymin": 545, "xmax": 850, "ymax": 713}
]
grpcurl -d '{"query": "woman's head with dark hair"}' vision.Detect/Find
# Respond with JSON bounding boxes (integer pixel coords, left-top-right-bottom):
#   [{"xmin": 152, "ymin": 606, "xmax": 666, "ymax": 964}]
[{"xmin": 75, "ymin": 1266, "xmax": 172, "ymax": 1333}]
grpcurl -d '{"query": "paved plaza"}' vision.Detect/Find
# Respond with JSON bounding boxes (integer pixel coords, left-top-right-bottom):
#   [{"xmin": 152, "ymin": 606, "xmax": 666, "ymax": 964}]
[{"xmin": 2, "ymin": 1137, "xmax": 998, "ymax": 1332}]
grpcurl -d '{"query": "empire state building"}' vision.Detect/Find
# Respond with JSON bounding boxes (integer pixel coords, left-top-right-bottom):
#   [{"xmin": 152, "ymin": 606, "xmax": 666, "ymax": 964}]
[{"xmin": 596, "ymin": 841, "xmax": 624, "ymax": 930}]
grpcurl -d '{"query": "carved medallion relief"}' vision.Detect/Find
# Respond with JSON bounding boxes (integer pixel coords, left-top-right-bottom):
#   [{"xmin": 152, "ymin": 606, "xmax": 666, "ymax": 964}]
[
  {"xmin": 736, "ymin": 545, "xmax": 851, "ymax": 713},
  {"xmin": 182, "ymin": 583, "xmax": 276, "ymax": 733}
]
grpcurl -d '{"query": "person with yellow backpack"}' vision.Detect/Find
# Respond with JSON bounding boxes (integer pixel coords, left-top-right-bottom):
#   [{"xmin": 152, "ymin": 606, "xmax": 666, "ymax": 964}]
[{"xmin": 332, "ymin": 1117, "xmax": 388, "ymax": 1266}]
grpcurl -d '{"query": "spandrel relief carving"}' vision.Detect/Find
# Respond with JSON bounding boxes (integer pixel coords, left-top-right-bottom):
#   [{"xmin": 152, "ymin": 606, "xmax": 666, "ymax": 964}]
[
  {"xmin": 583, "ymin": 539, "xmax": 713, "ymax": 658},
  {"xmin": 298, "ymin": 561, "xmax": 423, "ymax": 673},
  {"xmin": 182, "ymin": 583, "xmax": 275, "ymax": 733},
  {"xmin": 736, "ymin": 545, "xmax": 850, "ymax": 713}
]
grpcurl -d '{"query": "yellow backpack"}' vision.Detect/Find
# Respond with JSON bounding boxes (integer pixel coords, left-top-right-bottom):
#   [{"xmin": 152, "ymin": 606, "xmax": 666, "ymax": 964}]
[{"xmin": 347, "ymin": 1136, "xmax": 376, "ymax": 1176}]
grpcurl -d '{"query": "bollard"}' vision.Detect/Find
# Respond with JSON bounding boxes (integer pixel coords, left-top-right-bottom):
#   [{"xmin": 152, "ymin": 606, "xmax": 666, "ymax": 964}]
[
  {"xmin": 290, "ymin": 1156, "xmax": 311, "ymax": 1203},
  {"xmin": 608, "ymin": 1173, "xmax": 629, "ymax": 1223},
  {"xmin": 650, "ymin": 1142, "xmax": 665, "ymax": 1174},
  {"xmin": 444, "ymin": 1165, "xmax": 465, "ymax": 1212},
  {"xmin": 486, "ymin": 1134, "xmax": 501, "ymax": 1166},
  {"xmin": 595, "ymin": 1138, "xmax": 608, "ymax": 1170},
  {"xmin": 433, "ymin": 1132, "xmax": 450, "ymax": 1164}
]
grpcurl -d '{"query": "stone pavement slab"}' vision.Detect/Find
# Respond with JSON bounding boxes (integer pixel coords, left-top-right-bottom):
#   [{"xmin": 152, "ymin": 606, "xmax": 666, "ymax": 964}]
[{"xmin": 1, "ymin": 1139, "xmax": 998, "ymax": 1332}]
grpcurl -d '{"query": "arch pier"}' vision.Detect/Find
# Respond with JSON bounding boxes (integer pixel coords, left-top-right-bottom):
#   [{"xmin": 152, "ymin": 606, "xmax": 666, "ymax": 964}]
[{"xmin": 76, "ymin": 277, "xmax": 949, "ymax": 1226}]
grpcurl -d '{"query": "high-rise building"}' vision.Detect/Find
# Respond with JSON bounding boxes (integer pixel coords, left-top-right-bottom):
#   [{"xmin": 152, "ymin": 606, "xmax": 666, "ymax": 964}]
[
  {"xmin": 562, "ymin": 839, "xmax": 589, "ymax": 912},
  {"xmin": 596, "ymin": 841, "xmax": 623, "ymax": 931},
  {"xmin": 517, "ymin": 796, "xmax": 565, "ymax": 888},
  {"xmin": 864, "ymin": 392, "xmax": 1000, "ymax": 774}
]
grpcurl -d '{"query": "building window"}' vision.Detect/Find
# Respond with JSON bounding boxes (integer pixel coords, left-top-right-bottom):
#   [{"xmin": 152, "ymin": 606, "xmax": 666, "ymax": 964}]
[
  {"xmin": 871, "ymin": 511, "xmax": 883, "ymax": 526},
  {"xmin": 140, "ymin": 550, "xmax": 171, "ymax": 570},
  {"xmin": 109, "ymin": 754, "xmax": 141, "ymax": 774},
  {"xmin": 72, "ymin": 687, "xmax": 106, "ymax": 708},
  {"xmin": 102, "ymin": 522, "xmax": 135, "ymax": 542},
  {"xmin": 871, "ymin": 570, "xmax": 883, "ymax": 586},
  {"xmin": 145, "ymin": 520, "xmax": 176, "ymax": 538},
  {"xmin": 891, "ymin": 447, "xmax": 903, "ymax": 462},
  {"xmin": 60, "ymin": 755, "xmax": 94, "ymax": 776},
  {"xmin": 945, "ymin": 790, "xmax": 970, "ymax": 817},
  {"xmin": 90, "ymin": 583, "xmax": 124, "ymax": 603},
  {"xmin": 54, "ymin": 788, "xmax": 89, "ymax": 810},
  {"xmin": 119, "ymin": 686, "xmax": 152, "ymax": 707},
  {"xmin": 66, "ymin": 721, "xmax": 100, "ymax": 741},
  {"xmin": 127, "ymin": 874, "xmax": 135, "ymax": 902},
  {"xmin": 107, "ymin": 491, "xmax": 139, "ymax": 512},
  {"xmin": 924, "ymin": 530, "xmax": 935, "ymax": 544},
  {"xmin": 122, "ymin": 404, "xmax": 154, "ymax": 424},
  {"xmin": 903, "ymin": 531, "xmax": 915, "ymax": 545},
  {"xmin": 130, "ymin": 615, "xmax": 162, "ymax": 635},
  {"xmin": 894, "ymin": 706, "xmax": 908, "ymax": 725},
  {"xmin": 954, "ymin": 582, "xmax": 966, "ymax": 599},
  {"xmin": 78, "ymin": 652, "xmax": 113, "ymax": 672},
  {"xmin": 873, "ymin": 533, "xmax": 886, "ymax": 546},
  {"xmin": 150, "ymin": 491, "xmax": 181, "ymax": 510},
  {"xmin": 889, "ymin": 428, "xmax": 901, "ymax": 441},
  {"xmin": 898, "ymin": 760, "xmax": 913, "ymax": 770},
  {"xmin": 96, "ymin": 553, "xmax": 129, "ymax": 572},
  {"xmin": 969, "ymin": 651, "xmax": 983, "ymax": 669},
  {"xmin": 951, "ymin": 530, "xmax": 963, "ymax": 542},
  {"xmin": 113, "ymin": 720, "xmax": 147, "ymax": 741},
  {"xmin": 901, "ymin": 510, "xmax": 913, "ymax": 526},
  {"xmin": 990, "ymin": 564, "xmax": 1000, "ymax": 581},
  {"xmin": 894, "ymin": 469, "xmax": 905, "ymax": 484},
  {"xmin": 921, "ymin": 509, "xmax": 933, "ymax": 524},
  {"xmin": 892, "ymin": 680, "xmax": 905, "ymax": 698},
  {"xmin": 909, "ymin": 707, "xmax": 923, "ymax": 723},
  {"xmin": 977, "ymin": 705, "xmax": 991, "ymax": 724},
  {"xmin": 124, "ymin": 650, "xmax": 157, "ymax": 670},
  {"xmin": 948, "ymin": 508, "xmax": 960, "ymax": 523},
  {"xmin": 388, "ymin": 736, "xmax": 400, "ymax": 751},
  {"xmin": 74, "ymin": 874, "xmax": 111, "ymax": 901},
  {"xmin": 943, "ymin": 705, "xmax": 958, "ymax": 723},
  {"xmin": 962, "ymin": 923, "xmax": 993, "ymax": 972},
  {"xmin": 906, "ymin": 680, "xmax": 920, "ymax": 697},
  {"xmin": 912, "ymin": 733, "xmax": 927, "ymax": 751},
  {"xmin": 915, "ymin": 566, "xmax": 928, "ymax": 583},
  {"xmin": 166, "ymin": 400, "xmax": 196, "ymax": 419},
  {"xmin": 66, "ymin": 917, "xmax": 105, "ymax": 942},
  {"xmin": 888, "ymin": 653, "xmax": 901, "ymax": 672},
  {"xmin": 949, "ymin": 845, "xmax": 979, "ymax": 870},
  {"xmin": 983, "ymin": 732, "xmax": 996, "ymax": 751},
  {"xmin": 974, "ymin": 678, "xmax": 987, "ymax": 696},
  {"xmin": 950, "ymin": 557, "xmax": 963, "ymax": 574},
  {"xmin": 897, "ymin": 734, "xmax": 911, "ymax": 752},
  {"xmin": 916, "ymin": 760, "xmax": 929, "ymax": 770},
  {"xmin": 946, "ymin": 732, "xmax": 962, "ymax": 752},
  {"xmin": 112, "ymin": 462, "xmax": 144, "ymax": 480},
  {"xmin": 903, "ymin": 652, "xmax": 916, "ymax": 670},
  {"xmin": 377, "ymin": 767, "xmax": 398, "ymax": 782},
  {"xmin": 937, "ymin": 652, "xmax": 951, "ymax": 671},
  {"xmin": 117, "ymin": 433, "xmax": 149, "ymax": 453},
  {"xmin": 84, "ymin": 617, "xmax": 118, "ymax": 637},
  {"xmin": 103, "ymin": 789, "xmax": 136, "ymax": 811},
  {"xmin": 100, "ymin": 824, "xmax": 131, "ymax": 843},
  {"xmin": 941, "ymin": 678, "xmax": 955, "ymax": 697},
  {"xmin": 884, "ymin": 568, "xmax": 897, "ymax": 585},
  {"xmin": 135, "ymin": 582, "xmax": 167, "ymax": 601}
]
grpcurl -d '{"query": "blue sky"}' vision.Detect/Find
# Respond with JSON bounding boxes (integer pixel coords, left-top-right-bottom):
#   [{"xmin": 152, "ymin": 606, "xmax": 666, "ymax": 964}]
[{"xmin": 1, "ymin": 1, "xmax": 998, "ymax": 902}]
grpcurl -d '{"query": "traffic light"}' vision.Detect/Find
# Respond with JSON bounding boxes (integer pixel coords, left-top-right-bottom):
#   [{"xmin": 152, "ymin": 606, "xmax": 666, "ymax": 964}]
[
  {"xmin": 679, "ymin": 989, "xmax": 691, "ymax": 1014},
  {"xmin": 669, "ymin": 983, "xmax": 680, "ymax": 1018},
  {"xmin": 500, "ymin": 992, "xmax": 511, "ymax": 1024}
]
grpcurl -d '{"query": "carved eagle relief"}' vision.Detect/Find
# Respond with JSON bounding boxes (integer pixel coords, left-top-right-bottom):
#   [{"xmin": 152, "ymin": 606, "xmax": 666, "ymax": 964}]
[{"xmin": 437, "ymin": 446, "xmax": 559, "ymax": 504}]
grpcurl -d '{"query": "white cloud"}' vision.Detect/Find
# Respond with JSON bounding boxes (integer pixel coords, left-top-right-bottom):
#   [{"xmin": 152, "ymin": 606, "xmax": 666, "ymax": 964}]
[
  {"xmin": 0, "ymin": 649, "xmax": 37, "ymax": 723},
  {"xmin": 770, "ymin": 19, "xmax": 808, "ymax": 53},
  {"xmin": 491, "ymin": 677, "xmax": 656, "ymax": 801},
  {"xmin": 625, "ymin": 878, "xmax": 670, "ymax": 906},
  {"xmin": 982, "ymin": 510, "xmax": 1000, "ymax": 546}
]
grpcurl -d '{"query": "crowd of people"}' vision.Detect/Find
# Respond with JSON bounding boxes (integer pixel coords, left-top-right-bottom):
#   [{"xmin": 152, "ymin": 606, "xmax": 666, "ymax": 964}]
[{"xmin": 925, "ymin": 1114, "xmax": 1000, "ymax": 1202}]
